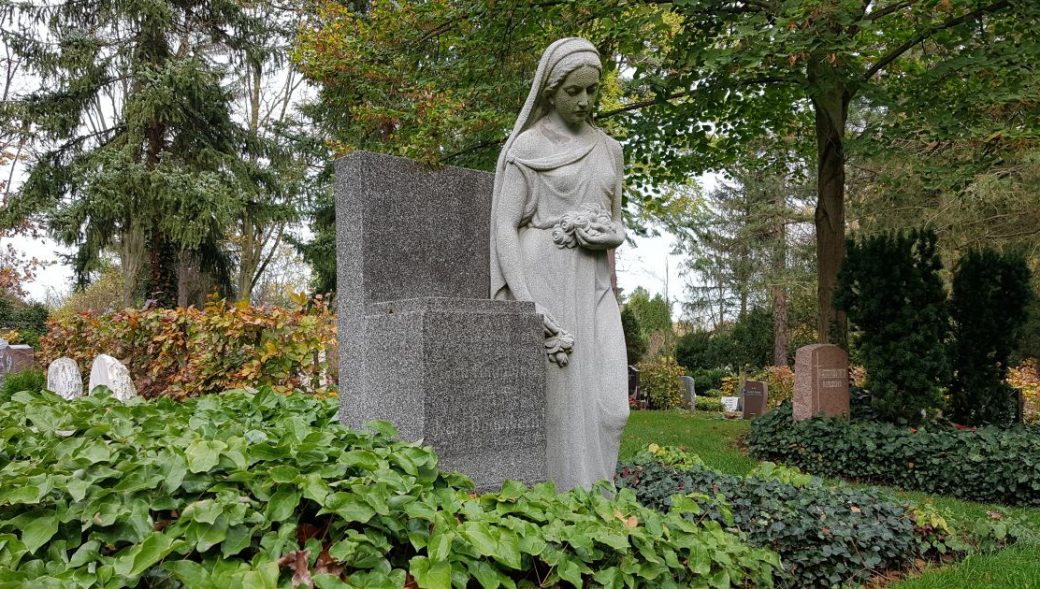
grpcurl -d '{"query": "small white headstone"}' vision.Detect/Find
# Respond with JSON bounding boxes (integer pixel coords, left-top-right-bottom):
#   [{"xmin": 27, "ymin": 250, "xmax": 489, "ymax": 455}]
[
  {"xmin": 721, "ymin": 396, "xmax": 740, "ymax": 412},
  {"xmin": 88, "ymin": 354, "xmax": 138, "ymax": 402},
  {"xmin": 47, "ymin": 357, "xmax": 84, "ymax": 400}
]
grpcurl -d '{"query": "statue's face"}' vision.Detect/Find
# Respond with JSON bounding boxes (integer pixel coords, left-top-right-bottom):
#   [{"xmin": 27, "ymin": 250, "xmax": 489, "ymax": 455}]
[{"xmin": 551, "ymin": 65, "xmax": 600, "ymax": 129}]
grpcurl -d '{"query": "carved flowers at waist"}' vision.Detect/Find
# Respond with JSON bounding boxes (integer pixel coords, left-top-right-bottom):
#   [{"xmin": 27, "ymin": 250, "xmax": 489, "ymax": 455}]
[{"xmin": 551, "ymin": 203, "xmax": 613, "ymax": 249}]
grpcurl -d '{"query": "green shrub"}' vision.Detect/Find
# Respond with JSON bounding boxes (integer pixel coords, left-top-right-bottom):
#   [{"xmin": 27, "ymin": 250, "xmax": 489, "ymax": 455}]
[
  {"xmin": 696, "ymin": 397, "xmax": 723, "ymax": 412},
  {"xmin": 1, "ymin": 369, "xmax": 45, "ymax": 400},
  {"xmin": 748, "ymin": 403, "xmax": 1040, "ymax": 505},
  {"xmin": 675, "ymin": 331, "xmax": 734, "ymax": 373},
  {"xmin": 0, "ymin": 389, "xmax": 781, "ymax": 587},
  {"xmin": 616, "ymin": 448, "xmax": 961, "ymax": 588},
  {"xmin": 689, "ymin": 368, "xmax": 730, "ymax": 394},
  {"xmin": 949, "ymin": 249, "xmax": 1034, "ymax": 426},
  {"xmin": 636, "ymin": 355, "xmax": 687, "ymax": 410},
  {"xmin": 836, "ymin": 229, "xmax": 950, "ymax": 424},
  {"xmin": 620, "ymin": 306, "xmax": 647, "ymax": 365}
]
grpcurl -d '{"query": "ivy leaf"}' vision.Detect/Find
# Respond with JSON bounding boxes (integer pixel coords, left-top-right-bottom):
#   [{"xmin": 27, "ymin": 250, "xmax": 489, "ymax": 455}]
[
  {"xmin": 265, "ymin": 488, "xmax": 302, "ymax": 523},
  {"xmin": 186, "ymin": 440, "xmax": 226, "ymax": 473},
  {"xmin": 21, "ymin": 512, "xmax": 58, "ymax": 553},
  {"xmin": 409, "ymin": 556, "xmax": 451, "ymax": 589}
]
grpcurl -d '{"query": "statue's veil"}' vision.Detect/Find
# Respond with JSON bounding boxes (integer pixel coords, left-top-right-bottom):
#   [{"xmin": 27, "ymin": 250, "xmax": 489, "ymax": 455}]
[{"xmin": 489, "ymin": 37, "xmax": 601, "ymax": 300}]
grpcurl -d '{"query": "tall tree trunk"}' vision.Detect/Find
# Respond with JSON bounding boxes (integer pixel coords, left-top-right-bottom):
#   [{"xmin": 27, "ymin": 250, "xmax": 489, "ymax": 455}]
[
  {"xmin": 118, "ymin": 218, "xmax": 146, "ymax": 305},
  {"xmin": 144, "ymin": 121, "xmax": 177, "ymax": 306},
  {"xmin": 771, "ymin": 191, "xmax": 789, "ymax": 366},
  {"xmin": 809, "ymin": 64, "xmax": 850, "ymax": 346}
]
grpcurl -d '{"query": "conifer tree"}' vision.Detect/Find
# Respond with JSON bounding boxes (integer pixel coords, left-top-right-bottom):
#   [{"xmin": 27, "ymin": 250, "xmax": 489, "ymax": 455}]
[
  {"xmin": 0, "ymin": 1, "xmax": 269, "ymax": 305},
  {"xmin": 836, "ymin": 230, "xmax": 950, "ymax": 424},
  {"xmin": 949, "ymin": 249, "xmax": 1033, "ymax": 425}
]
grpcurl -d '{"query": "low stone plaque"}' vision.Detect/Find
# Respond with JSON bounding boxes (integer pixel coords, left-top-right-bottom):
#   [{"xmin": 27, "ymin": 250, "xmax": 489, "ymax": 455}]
[
  {"xmin": 741, "ymin": 379, "xmax": 768, "ymax": 419},
  {"xmin": 721, "ymin": 396, "xmax": 739, "ymax": 412},
  {"xmin": 793, "ymin": 344, "xmax": 850, "ymax": 421},
  {"xmin": 47, "ymin": 357, "xmax": 84, "ymax": 400},
  {"xmin": 88, "ymin": 354, "xmax": 139, "ymax": 402}
]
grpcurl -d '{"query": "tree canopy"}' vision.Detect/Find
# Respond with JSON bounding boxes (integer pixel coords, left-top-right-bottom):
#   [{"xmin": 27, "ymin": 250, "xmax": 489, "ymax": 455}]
[{"xmin": 294, "ymin": 0, "xmax": 1040, "ymax": 342}]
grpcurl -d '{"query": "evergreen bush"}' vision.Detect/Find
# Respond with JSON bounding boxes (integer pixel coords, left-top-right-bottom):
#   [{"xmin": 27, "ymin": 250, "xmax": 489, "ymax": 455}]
[
  {"xmin": 835, "ymin": 229, "xmax": 950, "ymax": 424},
  {"xmin": 620, "ymin": 306, "xmax": 647, "ymax": 365},
  {"xmin": 948, "ymin": 249, "xmax": 1033, "ymax": 426},
  {"xmin": 748, "ymin": 403, "xmax": 1040, "ymax": 505},
  {"xmin": 0, "ymin": 369, "xmax": 46, "ymax": 401}
]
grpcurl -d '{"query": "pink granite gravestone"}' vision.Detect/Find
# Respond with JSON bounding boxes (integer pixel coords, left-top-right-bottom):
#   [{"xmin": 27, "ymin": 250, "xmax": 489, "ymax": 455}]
[{"xmin": 793, "ymin": 344, "xmax": 849, "ymax": 421}]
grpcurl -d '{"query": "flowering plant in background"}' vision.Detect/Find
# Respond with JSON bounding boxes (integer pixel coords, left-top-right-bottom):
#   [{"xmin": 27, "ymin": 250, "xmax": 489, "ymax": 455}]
[{"xmin": 1008, "ymin": 359, "xmax": 1039, "ymax": 424}]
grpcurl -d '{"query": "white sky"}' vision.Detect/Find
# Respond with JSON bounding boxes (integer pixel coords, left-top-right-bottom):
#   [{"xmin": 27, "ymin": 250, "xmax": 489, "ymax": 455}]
[{"xmin": 7, "ymin": 228, "xmax": 684, "ymax": 308}]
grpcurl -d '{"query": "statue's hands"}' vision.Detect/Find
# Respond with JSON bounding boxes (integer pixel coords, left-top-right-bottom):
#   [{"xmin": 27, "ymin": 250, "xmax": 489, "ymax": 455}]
[
  {"xmin": 575, "ymin": 220, "xmax": 625, "ymax": 250},
  {"xmin": 536, "ymin": 303, "xmax": 574, "ymax": 366}
]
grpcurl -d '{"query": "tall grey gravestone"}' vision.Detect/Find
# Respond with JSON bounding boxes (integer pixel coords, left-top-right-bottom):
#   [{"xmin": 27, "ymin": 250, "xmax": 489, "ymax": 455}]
[{"xmin": 335, "ymin": 151, "xmax": 547, "ymax": 490}]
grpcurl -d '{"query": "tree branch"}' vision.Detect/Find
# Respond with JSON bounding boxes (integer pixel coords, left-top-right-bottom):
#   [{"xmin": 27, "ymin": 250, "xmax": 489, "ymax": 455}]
[
  {"xmin": 863, "ymin": 0, "xmax": 1010, "ymax": 81},
  {"xmin": 866, "ymin": 0, "xmax": 917, "ymax": 22}
]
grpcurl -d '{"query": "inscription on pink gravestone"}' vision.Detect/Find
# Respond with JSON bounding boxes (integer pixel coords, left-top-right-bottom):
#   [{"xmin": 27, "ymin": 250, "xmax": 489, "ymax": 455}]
[{"xmin": 793, "ymin": 344, "xmax": 849, "ymax": 421}]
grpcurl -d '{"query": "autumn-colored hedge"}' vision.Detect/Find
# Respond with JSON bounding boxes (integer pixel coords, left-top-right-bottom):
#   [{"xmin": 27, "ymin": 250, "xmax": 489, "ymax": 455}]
[{"xmin": 39, "ymin": 295, "xmax": 337, "ymax": 399}]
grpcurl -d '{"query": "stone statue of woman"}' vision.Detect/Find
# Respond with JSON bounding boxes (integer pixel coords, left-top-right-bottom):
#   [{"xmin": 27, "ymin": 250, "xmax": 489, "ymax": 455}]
[{"xmin": 490, "ymin": 37, "xmax": 629, "ymax": 491}]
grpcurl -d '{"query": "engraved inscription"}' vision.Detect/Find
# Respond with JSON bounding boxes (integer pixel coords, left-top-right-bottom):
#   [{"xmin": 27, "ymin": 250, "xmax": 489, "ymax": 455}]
[
  {"xmin": 822, "ymin": 379, "xmax": 844, "ymax": 388},
  {"xmin": 818, "ymin": 368, "xmax": 846, "ymax": 380}
]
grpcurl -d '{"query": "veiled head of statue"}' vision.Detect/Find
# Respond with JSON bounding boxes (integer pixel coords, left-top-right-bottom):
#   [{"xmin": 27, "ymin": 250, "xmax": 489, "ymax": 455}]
[{"xmin": 543, "ymin": 46, "xmax": 602, "ymax": 96}]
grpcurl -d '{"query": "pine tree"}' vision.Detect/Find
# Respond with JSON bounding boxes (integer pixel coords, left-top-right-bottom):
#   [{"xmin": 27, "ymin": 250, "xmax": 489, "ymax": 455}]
[{"xmin": 0, "ymin": 1, "xmax": 275, "ymax": 305}]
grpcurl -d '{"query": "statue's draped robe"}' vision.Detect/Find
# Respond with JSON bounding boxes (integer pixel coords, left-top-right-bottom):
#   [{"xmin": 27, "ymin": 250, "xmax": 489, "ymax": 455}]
[{"xmin": 500, "ymin": 128, "xmax": 629, "ymax": 491}]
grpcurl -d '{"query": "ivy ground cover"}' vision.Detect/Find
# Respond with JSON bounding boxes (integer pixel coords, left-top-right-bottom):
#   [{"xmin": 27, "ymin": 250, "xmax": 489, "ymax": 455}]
[
  {"xmin": 624, "ymin": 410, "xmax": 1040, "ymax": 588},
  {"xmin": 0, "ymin": 389, "xmax": 780, "ymax": 588}
]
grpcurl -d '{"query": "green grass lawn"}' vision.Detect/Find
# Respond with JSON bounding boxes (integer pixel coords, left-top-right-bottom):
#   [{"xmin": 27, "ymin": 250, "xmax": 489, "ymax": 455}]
[
  {"xmin": 619, "ymin": 410, "xmax": 756, "ymax": 475},
  {"xmin": 619, "ymin": 410, "xmax": 1040, "ymax": 589}
]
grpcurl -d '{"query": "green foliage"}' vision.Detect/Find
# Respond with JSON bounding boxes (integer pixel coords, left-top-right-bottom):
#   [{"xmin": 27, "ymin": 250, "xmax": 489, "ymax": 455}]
[
  {"xmin": 0, "ymin": 388, "xmax": 781, "ymax": 587},
  {"xmin": 949, "ymin": 249, "xmax": 1034, "ymax": 426},
  {"xmin": 624, "ymin": 288, "xmax": 672, "ymax": 338},
  {"xmin": 620, "ymin": 306, "xmax": 647, "ymax": 365},
  {"xmin": 749, "ymin": 403, "xmax": 1040, "ymax": 506},
  {"xmin": 695, "ymin": 397, "xmax": 723, "ymax": 413},
  {"xmin": 688, "ymin": 369, "xmax": 731, "ymax": 394},
  {"xmin": 675, "ymin": 331, "xmax": 735, "ymax": 373},
  {"xmin": 40, "ymin": 297, "xmax": 337, "ymax": 399},
  {"xmin": 836, "ymin": 230, "xmax": 950, "ymax": 424},
  {"xmin": 635, "ymin": 356, "xmax": 686, "ymax": 410},
  {"xmin": 0, "ymin": 294, "xmax": 49, "ymax": 348},
  {"xmin": 676, "ymin": 308, "xmax": 780, "ymax": 373},
  {"xmin": 616, "ymin": 454, "xmax": 961, "ymax": 588},
  {"xmin": 1, "ymin": 369, "xmax": 45, "ymax": 401}
]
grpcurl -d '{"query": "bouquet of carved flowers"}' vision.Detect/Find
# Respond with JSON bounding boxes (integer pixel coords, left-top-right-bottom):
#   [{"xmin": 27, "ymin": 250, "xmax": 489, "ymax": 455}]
[{"xmin": 551, "ymin": 203, "xmax": 614, "ymax": 249}]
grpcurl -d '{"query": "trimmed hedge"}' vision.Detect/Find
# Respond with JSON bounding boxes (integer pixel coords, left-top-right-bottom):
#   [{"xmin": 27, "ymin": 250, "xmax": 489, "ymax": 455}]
[
  {"xmin": 0, "ymin": 388, "xmax": 781, "ymax": 587},
  {"xmin": 616, "ymin": 448, "xmax": 961, "ymax": 589},
  {"xmin": 748, "ymin": 403, "xmax": 1040, "ymax": 505},
  {"xmin": 40, "ymin": 297, "xmax": 337, "ymax": 399}
]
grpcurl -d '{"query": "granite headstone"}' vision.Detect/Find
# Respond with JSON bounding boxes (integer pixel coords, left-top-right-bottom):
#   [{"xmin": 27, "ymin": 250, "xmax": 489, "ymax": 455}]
[
  {"xmin": 793, "ymin": 344, "xmax": 850, "ymax": 421},
  {"xmin": 335, "ymin": 151, "xmax": 547, "ymax": 491},
  {"xmin": 680, "ymin": 375, "xmax": 697, "ymax": 411},
  {"xmin": 47, "ymin": 357, "xmax": 84, "ymax": 400},
  {"xmin": 88, "ymin": 354, "xmax": 138, "ymax": 402},
  {"xmin": 741, "ymin": 379, "xmax": 768, "ymax": 419}
]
